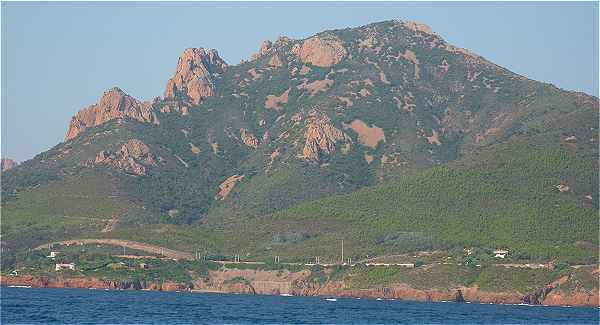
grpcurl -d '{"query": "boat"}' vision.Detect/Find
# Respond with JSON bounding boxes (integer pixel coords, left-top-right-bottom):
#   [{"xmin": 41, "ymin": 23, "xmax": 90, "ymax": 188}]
[
  {"xmin": 325, "ymin": 298, "xmax": 337, "ymax": 302},
  {"xmin": 8, "ymin": 285, "xmax": 31, "ymax": 288},
  {"xmin": 280, "ymin": 293, "xmax": 293, "ymax": 297}
]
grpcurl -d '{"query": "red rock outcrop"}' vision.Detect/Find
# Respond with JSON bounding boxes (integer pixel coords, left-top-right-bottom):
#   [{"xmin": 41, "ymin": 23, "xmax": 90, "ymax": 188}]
[
  {"xmin": 1, "ymin": 158, "xmax": 17, "ymax": 171},
  {"xmin": 65, "ymin": 87, "xmax": 158, "ymax": 140},
  {"xmin": 297, "ymin": 78, "xmax": 334, "ymax": 96},
  {"xmin": 268, "ymin": 55, "xmax": 283, "ymax": 68},
  {"xmin": 542, "ymin": 290, "xmax": 599, "ymax": 306},
  {"xmin": 95, "ymin": 139, "xmax": 157, "ymax": 176},
  {"xmin": 215, "ymin": 175, "xmax": 245, "ymax": 200},
  {"xmin": 0, "ymin": 275, "xmax": 193, "ymax": 292},
  {"xmin": 293, "ymin": 36, "xmax": 347, "ymax": 67},
  {"xmin": 302, "ymin": 111, "xmax": 350, "ymax": 162},
  {"xmin": 264, "ymin": 89, "xmax": 290, "ymax": 110},
  {"xmin": 1, "ymin": 275, "xmax": 146, "ymax": 290},
  {"xmin": 343, "ymin": 120, "xmax": 386, "ymax": 148},
  {"xmin": 3, "ymin": 269, "xmax": 598, "ymax": 307},
  {"xmin": 259, "ymin": 40, "xmax": 272, "ymax": 56},
  {"xmin": 164, "ymin": 48, "xmax": 227, "ymax": 105},
  {"xmin": 240, "ymin": 128, "xmax": 259, "ymax": 148}
]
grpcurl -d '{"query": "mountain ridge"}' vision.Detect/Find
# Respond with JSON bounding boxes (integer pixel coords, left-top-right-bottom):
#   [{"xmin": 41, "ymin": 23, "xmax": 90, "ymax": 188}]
[{"xmin": 2, "ymin": 19, "xmax": 597, "ymax": 266}]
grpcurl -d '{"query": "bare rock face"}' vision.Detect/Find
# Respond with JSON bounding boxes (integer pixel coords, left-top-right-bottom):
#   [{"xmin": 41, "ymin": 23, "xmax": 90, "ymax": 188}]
[
  {"xmin": 164, "ymin": 48, "xmax": 227, "ymax": 105},
  {"xmin": 94, "ymin": 139, "xmax": 157, "ymax": 176},
  {"xmin": 240, "ymin": 128, "xmax": 259, "ymax": 149},
  {"xmin": 302, "ymin": 111, "xmax": 349, "ymax": 162},
  {"xmin": 264, "ymin": 89, "xmax": 290, "ymax": 110},
  {"xmin": 159, "ymin": 100, "xmax": 190, "ymax": 117},
  {"xmin": 294, "ymin": 36, "xmax": 347, "ymax": 68},
  {"xmin": 399, "ymin": 21, "xmax": 434, "ymax": 35},
  {"xmin": 268, "ymin": 54, "xmax": 283, "ymax": 68},
  {"xmin": 215, "ymin": 175, "xmax": 245, "ymax": 200},
  {"xmin": 259, "ymin": 40, "xmax": 272, "ymax": 56},
  {"xmin": 66, "ymin": 88, "xmax": 158, "ymax": 140},
  {"xmin": 1, "ymin": 158, "xmax": 17, "ymax": 171}
]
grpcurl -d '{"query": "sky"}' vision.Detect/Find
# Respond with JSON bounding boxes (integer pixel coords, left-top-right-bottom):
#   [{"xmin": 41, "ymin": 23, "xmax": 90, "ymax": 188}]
[{"xmin": 1, "ymin": 1, "xmax": 598, "ymax": 162}]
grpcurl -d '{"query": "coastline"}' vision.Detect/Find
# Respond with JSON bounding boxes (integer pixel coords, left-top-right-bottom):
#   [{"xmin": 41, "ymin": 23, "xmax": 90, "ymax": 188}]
[{"xmin": 3, "ymin": 274, "xmax": 598, "ymax": 308}]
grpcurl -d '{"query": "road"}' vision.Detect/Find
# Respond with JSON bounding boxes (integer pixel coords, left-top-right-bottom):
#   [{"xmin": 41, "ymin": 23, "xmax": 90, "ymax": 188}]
[{"xmin": 33, "ymin": 239, "xmax": 195, "ymax": 260}]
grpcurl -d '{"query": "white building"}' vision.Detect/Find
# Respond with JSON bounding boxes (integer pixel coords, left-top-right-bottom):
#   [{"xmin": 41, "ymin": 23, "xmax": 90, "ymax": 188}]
[
  {"xmin": 47, "ymin": 251, "xmax": 59, "ymax": 258},
  {"xmin": 55, "ymin": 263, "xmax": 75, "ymax": 271},
  {"xmin": 493, "ymin": 249, "xmax": 509, "ymax": 259}
]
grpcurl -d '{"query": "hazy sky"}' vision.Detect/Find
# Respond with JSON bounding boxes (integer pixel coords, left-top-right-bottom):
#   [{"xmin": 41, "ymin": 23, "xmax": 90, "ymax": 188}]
[{"xmin": 2, "ymin": 1, "xmax": 598, "ymax": 162}]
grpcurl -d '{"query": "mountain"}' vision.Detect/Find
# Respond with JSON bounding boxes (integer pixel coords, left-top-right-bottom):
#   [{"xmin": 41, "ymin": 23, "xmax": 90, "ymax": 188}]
[{"xmin": 2, "ymin": 20, "xmax": 597, "ymax": 265}]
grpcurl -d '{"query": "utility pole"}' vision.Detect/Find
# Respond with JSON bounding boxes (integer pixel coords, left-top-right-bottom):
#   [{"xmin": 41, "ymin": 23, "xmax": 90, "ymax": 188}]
[{"xmin": 341, "ymin": 239, "xmax": 344, "ymax": 265}]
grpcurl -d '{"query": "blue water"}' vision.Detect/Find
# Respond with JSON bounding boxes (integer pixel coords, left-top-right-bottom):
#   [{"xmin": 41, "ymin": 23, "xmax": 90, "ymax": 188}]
[{"xmin": 0, "ymin": 287, "xmax": 597, "ymax": 324}]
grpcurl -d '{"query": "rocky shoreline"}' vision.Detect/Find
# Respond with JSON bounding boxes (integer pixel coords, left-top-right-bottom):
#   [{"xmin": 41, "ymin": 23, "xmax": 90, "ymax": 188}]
[{"xmin": 3, "ymin": 274, "xmax": 598, "ymax": 308}]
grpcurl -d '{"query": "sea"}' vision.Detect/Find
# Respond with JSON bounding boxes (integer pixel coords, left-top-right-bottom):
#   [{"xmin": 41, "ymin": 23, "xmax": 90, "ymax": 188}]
[{"xmin": 1, "ymin": 287, "xmax": 598, "ymax": 324}]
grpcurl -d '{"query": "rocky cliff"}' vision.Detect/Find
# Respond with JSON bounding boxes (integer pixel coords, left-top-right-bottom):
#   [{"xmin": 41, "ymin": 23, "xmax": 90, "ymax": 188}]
[
  {"xmin": 302, "ymin": 110, "xmax": 350, "ymax": 162},
  {"xmin": 1, "ymin": 158, "xmax": 17, "ymax": 171},
  {"xmin": 65, "ymin": 87, "xmax": 158, "ymax": 140},
  {"xmin": 3, "ymin": 267, "xmax": 598, "ymax": 307},
  {"xmin": 94, "ymin": 139, "xmax": 157, "ymax": 176},
  {"xmin": 164, "ymin": 48, "xmax": 227, "ymax": 105}
]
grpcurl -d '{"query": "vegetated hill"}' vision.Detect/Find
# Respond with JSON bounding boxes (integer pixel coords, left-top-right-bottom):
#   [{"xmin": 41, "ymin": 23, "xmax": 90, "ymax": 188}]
[{"xmin": 1, "ymin": 20, "xmax": 597, "ymax": 263}]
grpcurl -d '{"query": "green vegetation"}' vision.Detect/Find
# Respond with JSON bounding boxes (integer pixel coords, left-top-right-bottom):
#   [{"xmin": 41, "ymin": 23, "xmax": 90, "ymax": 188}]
[
  {"xmin": 344, "ymin": 263, "xmax": 572, "ymax": 293},
  {"xmin": 3, "ymin": 245, "xmax": 596, "ymax": 298},
  {"xmin": 256, "ymin": 140, "xmax": 597, "ymax": 264}
]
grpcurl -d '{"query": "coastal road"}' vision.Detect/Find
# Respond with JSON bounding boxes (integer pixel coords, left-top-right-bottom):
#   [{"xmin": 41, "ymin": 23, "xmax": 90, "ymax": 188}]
[{"xmin": 33, "ymin": 239, "xmax": 195, "ymax": 260}]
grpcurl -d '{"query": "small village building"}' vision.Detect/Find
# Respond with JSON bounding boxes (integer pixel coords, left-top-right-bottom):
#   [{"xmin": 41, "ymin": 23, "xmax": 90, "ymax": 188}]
[
  {"xmin": 9, "ymin": 270, "xmax": 19, "ymax": 276},
  {"xmin": 493, "ymin": 249, "xmax": 509, "ymax": 259},
  {"xmin": 55, "ymin": 263, "xmax": 75, "ymax": 271},
  {"xmin": 139, "ymin": 263, "xmax": 149, "ymax": 269},
  {"xmin": 47, "ymin": 251, "xmax": 59, "ymax": 258}
]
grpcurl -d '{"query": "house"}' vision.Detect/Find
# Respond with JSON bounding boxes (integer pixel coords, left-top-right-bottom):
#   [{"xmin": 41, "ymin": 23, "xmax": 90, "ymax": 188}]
[
  {"xmin": 493, "ymin": 249, "xmax": 509, "ymax": 259},
  {"xmin": 55, "ymin": 263, "xmax": 75, "ymax": 271},
  {"xmin": 394, "ymin": 263, "xmax": 415, "ymax": 268},
  {"xmin": 47, "ymin": 251, "xmax": 59, "ymax": 258},
  {"xmin": 139, "ymin": 263, "xmax": 149, "ymax": 269},
  {"xmin": 9, "ymin": 270, "xmax": 19, "ymax": 276}
]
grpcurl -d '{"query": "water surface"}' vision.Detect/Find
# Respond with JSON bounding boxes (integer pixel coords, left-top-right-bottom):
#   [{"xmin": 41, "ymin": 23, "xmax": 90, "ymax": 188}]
[{"xmin": 1, "ymin": 287, "xmax": 597, "ymax": 324}]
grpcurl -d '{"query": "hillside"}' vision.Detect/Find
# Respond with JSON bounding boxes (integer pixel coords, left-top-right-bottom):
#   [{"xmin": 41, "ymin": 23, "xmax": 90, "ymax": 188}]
[{"xmin": 1, "ymin": 20, "xmax": 598, "ymax": 265}]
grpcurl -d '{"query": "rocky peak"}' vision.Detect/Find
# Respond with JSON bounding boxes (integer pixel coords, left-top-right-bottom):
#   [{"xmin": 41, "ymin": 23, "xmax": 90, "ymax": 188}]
[
  {"xmin": 1, "ymin": 158, "xmax": 17, "ymax": 171},
  {"xmin": 65, "ymin": 87, "xmax": 158, "ymax": 140},
  {"xmin": 257, "ymin": 37, "xmax": 292, "ymax": 58},
  {"xmin": 164, "ymin": 48, "xmax": 227, "ymax": 105},
  {"xmin": 259, "ymin": 40, "xmax": 272, "ymax": 56},
  {"xmin": 293, "ymin": 35, "xmax": 347, "ymax": 68},
  {"xmin": 302, "ymin": 110, "xmax": 350, "ymax": 162},
  {"xmin": 395, "ymin": 20, "xmax": 435, "ymax": 35}
]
